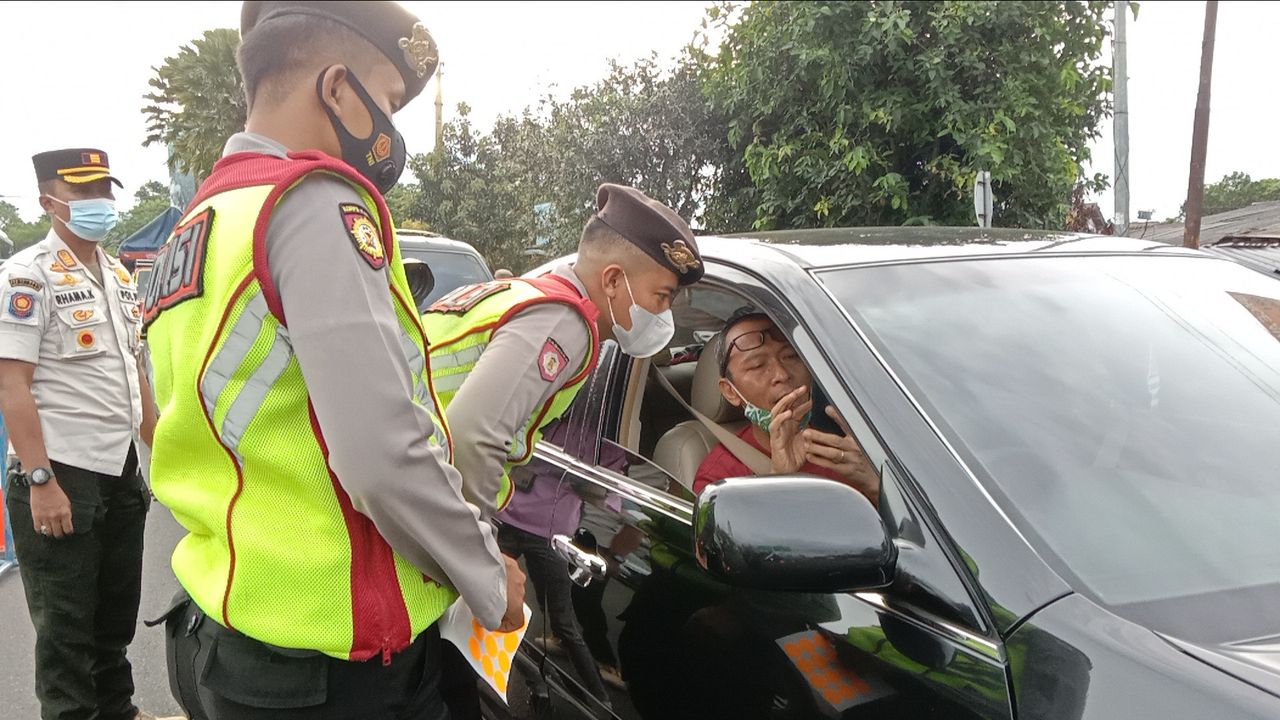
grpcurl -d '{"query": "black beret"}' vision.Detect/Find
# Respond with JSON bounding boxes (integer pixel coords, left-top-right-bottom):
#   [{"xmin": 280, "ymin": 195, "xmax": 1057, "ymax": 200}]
[
  {"xmin": 32, "ymin": 148, "xmax": 122, "ymax": 188},
  {"xmin": 241, "ymin": 1, "xmax": 438, "ymax": 104},
  {"xmin": 594, "ymin": 184, "xmax": 703, "ymax": 285}
]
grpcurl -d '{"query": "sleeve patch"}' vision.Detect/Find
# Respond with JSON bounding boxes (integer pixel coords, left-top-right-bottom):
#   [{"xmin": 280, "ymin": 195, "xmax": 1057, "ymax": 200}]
[
  {"xmin": 3, "ymin": 289, "xmax": 39, "ymax": 325},
  {"xmin": 340, "ymin": 202, "xmax": 386, "ymax": 270},
  {"xmin": 538, "ymin": 338, "xmax": 569, "ymax": 383},
  {"xmin": 427, "ymin": 281, "xmax": 511, "ymax": 314},
  {"xmin": 8, "ymin": 276, "xmax": 43, "ymax": 291}
]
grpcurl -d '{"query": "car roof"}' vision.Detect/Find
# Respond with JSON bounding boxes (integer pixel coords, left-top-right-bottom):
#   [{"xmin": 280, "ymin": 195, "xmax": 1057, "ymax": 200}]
[
  {"xmin": 395, "ymin": 229, "xmax": 482, "ymax": 254},
  {"xmin": 697, "ymin": 226, "xmax": 1206, "ymax": 270}
]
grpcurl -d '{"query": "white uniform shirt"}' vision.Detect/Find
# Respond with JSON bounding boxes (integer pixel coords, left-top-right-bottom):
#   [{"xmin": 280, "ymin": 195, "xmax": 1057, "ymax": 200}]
[{"xmin": 0, "ymin": 231, "xmax": 142, "ymax": 475}]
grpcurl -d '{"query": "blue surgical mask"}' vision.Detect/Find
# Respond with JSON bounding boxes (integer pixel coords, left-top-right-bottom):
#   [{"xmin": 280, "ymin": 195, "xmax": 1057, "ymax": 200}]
[
  {"xmin": 729, "ymin": 382, "xmax": 812, "ymax": 433},
  {"xmin": 48, "ymin": 196, "xmax": 119, "ymax": 243}
]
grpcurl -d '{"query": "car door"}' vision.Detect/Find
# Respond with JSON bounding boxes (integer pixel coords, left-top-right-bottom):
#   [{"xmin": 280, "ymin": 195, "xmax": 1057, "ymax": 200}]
[{"xmin": 520, "ymin": 267, "xmax": 1015, "ymax": 719}]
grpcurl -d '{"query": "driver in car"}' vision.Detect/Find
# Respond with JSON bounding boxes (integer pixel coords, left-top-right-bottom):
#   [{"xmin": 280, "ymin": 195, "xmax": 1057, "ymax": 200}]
[{"xmin": 694, "ymin": 308, "xmax": 881, "ymax": 507}]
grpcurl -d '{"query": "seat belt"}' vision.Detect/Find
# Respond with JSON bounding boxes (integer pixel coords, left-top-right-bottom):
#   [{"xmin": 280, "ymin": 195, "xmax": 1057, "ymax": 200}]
[{"xmin": 648, "ymin": 365, "xmax": 773, "ymax": 476}]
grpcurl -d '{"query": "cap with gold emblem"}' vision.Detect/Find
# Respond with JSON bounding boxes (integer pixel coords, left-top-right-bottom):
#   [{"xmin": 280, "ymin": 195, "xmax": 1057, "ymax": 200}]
[
  {"xmin": 240, "ymin": 0, "xmax": 439, "ymax": 103},
  {"xmin": 593, "ymin": 183, "xmax": 703, "ymax": 286},
  {"xmin": 32, "ymin": 148, "xmax": 122, "ymax": 188}
]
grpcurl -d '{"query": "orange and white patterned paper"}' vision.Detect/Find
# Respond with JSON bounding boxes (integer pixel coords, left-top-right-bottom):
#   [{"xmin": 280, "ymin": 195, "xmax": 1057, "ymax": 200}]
[{"xmin": 440, "ymin": 601, "xmax": 532, "ymax": 702}]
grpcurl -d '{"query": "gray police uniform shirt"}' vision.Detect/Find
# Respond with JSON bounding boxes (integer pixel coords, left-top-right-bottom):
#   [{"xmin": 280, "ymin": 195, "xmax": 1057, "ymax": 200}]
[
  {"xmin": 224, "ymin": 132, "xmax": 507, "ymax": 628},
  {"xmin": 0, "ymin": 231, "xmax": 142, "ymax": 475},
  {"xmin": 444, "ymin": 264, "xmax": 593, "ymax": 522}
]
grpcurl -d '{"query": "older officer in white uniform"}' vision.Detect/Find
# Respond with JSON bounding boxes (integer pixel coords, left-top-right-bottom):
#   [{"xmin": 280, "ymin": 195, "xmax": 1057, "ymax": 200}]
[{"xmin": 0, "ymin": 148, "xmax": 167, "ymax": 720}]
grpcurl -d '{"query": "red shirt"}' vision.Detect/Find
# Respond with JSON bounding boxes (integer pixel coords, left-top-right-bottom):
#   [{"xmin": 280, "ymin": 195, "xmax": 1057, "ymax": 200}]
[{"xmin": 693, "ymin": 424, "xmax": 844, "ymax": 495}]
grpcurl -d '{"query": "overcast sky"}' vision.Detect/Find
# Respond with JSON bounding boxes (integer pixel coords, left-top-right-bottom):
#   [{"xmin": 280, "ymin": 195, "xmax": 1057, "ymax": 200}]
[{"xmin": 1, "ymin": 1, "xmax": 1275, "ymax": 229}]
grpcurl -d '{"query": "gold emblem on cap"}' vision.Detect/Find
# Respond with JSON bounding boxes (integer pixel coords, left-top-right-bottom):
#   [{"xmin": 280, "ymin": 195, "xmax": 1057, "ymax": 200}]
[
  {"xmin": 662, "ymin": 239, "xmax": 700, "ymax": 274},
  {"xmin": 398, "ymin": 23, "xmax": 437, "ymax": 79}
]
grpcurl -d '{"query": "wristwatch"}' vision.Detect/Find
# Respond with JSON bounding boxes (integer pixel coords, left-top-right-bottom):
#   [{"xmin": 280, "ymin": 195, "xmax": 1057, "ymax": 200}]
[{"xmin": 24, "ymin": 467, "xmax": 54, "ymax": 487}]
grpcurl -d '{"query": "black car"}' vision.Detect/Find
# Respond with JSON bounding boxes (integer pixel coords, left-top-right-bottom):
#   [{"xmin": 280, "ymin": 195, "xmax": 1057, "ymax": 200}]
[{"xmin": 489, "ymin": 227, "xmax": 1280, "ymax": 720}]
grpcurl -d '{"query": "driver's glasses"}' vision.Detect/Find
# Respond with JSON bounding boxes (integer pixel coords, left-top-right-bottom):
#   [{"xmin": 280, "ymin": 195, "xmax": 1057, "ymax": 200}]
[{"xmin": 722, "ymin": 327, "xmax": 787, "ymax": 372}]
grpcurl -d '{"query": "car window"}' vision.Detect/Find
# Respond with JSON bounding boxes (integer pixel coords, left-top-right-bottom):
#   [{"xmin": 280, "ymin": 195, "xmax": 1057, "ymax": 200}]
[
  {"xmin": 401, "ymin": 247, "xmax": 491, "ymax": 306},
  {"xmin": 825, "ymin": 255, "xmax": 1280, "ymax": 628}
]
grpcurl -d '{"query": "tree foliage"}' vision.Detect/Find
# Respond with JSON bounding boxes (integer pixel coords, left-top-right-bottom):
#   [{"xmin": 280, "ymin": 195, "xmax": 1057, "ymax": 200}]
[
  {"xmin": 104, "ymin": 181, "xmax": 173, "ymax": 253},
  {"xmin": 1193, "ymin": 172, "xmax": 1280, "ymax": 218},
  {"xmin": 408, "ymin": 58, "xmax": 728, "ymax": 272},
  {"xmin": 0, "ymin": 201, "xmax": 51, "ymax": 253},
  {"xmin": 699, "ymin": 0, "xmax": 1116, "ymax": 229},
  {"xmin": 143, "ymin": 29, "xmax": 246, "ymax": 182}
]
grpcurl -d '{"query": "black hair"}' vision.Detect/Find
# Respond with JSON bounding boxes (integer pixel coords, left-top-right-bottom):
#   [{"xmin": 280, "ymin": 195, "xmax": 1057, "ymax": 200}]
[
  {"xmin": 717, "ymin": 306, "xmax": 770, "ymax": 379},
  {"xmin": 236, "ymin": 14, "xmax": 384, "ymax": 110},
  {"xmin": 577, "ymin": 214, "xmax": 647, "ymax": 266}
]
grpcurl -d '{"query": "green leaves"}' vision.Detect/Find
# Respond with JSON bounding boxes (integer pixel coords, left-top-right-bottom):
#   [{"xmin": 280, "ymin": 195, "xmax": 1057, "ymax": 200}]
[
  {"xmin": 701, "ymin": 0, "xmax": 1115, "ymax": 229},
  {"xmin": 142, "ymin": 29, "xmax": 246, "ymax": 183}
]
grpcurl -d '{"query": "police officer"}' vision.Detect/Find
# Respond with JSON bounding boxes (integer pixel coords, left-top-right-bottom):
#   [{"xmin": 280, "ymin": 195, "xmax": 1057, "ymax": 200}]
[
  {"xmin": 0, "ymin": 149, "xmax": 166, "ymax": 720},
  {"xmin": 423, "ymin": 183, "xmax": 702, "ymax": 711},
  {"xmin": 143, "ymin": 2, "xmax": 523, "ymax": 718}
]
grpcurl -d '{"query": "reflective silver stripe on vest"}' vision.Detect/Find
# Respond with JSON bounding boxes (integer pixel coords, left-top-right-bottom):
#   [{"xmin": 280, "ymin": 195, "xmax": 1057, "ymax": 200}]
[
  {"xmin": 430, "ymin": 343, "xmax": 486, "ymax": 370},
  {"xmin": 398, "ymin": 326, "xmax": 447, "ymax": 446},
  {"xmin": 200, "ymin": 293, "xmax": 272, "ymax": 422},
  {"xmin": 199, "ymin": 292, "xmax": 294, "ymax": 452},
  {"xmin": 221, "ymin": 324, "xmax": 293, "ymax": 449},
  {"xmin": 427, "ymin": 341, "xmax": 490, "ymax": 395}
]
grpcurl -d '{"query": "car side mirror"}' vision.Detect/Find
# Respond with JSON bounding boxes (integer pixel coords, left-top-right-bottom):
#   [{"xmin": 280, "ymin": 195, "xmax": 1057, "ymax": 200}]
[
  {"xmin": 694, "ymin": 476, "xmax": 896, "ymax": 593},
  {"xmin": 403, "ymin": 259, "xmax": 435, "ymax": 312}
]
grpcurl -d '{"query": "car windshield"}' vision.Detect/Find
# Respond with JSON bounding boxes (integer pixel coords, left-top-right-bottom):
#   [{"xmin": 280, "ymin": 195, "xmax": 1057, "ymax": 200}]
[
  {"xmin": 823, "ymin": 255, "xmax": 1280, "ymax": 615},
  {"xmin": 401, "ymin": 248, "xmax": 491, "ymax": 305}
]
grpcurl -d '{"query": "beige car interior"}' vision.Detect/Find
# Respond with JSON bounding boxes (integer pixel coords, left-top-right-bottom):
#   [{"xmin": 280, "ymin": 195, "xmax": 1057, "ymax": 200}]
[{"xmin": 650, "ymin": 332, "xmax": 750, "ymax": 491}]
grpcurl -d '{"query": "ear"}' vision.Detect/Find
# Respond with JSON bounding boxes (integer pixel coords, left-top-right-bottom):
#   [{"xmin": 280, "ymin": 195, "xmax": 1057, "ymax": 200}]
[
  {"xmin": 719, "ymin": 378, "xmax": 742, "ymax": 407},
  {"xmin": 600, "ymin": 264, "xmax": 625, "ymax": 298},
  {"xmin": 317, "ymin": 64, "xmax": 349, "ymax": 117}
]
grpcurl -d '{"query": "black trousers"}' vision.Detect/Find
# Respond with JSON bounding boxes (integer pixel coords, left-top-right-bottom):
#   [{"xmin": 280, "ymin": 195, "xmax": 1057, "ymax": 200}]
[
  {"xmin": 498, "ymin": 523, "xmax": 609, "ymax": 703},
  {"xmin": 5, "ymin": 448, "xmax": 149, "ymax": 720},
  {"xmin": 163, "ymin": 592, "xmax": 452, "ymax": 720}
]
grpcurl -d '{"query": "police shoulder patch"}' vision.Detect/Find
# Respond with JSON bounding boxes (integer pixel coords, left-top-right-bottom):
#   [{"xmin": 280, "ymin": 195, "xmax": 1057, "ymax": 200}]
[
  {"xmin": 340, "ymin": 202, "xmax": 385, "ymax": 270},
  {"xmin": 427, "ymin": 281, "xmax": 511, "ymax": 314},
  {"xmin": 538, "ymin": 338, "xmax": 569, "ymax": 383}
]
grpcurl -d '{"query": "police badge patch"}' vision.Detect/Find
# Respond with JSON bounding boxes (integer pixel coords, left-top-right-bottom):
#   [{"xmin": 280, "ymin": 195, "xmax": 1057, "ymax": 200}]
[
  {"xmin": 538, "ymin": 338, "xmax": 569, "ymax": 383},
  {"xmin": 340, "ymin": 203, "xmax": 386, "ymax": 270}
]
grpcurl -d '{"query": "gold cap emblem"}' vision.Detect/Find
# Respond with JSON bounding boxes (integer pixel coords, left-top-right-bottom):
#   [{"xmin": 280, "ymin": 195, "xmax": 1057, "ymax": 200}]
[
  {"xmin": 398, "ymin": 23, "xmax": 438, "ymax": 79},
  {"xmin": 661, "ymin": 240, "xmax": 700, "ymax": 274}
]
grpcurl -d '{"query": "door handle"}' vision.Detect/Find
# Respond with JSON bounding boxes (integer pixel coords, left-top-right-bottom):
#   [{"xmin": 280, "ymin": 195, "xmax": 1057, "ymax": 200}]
[{"xmin": 552, "ymin": 534, "xmax": 608, "ymax": 588}]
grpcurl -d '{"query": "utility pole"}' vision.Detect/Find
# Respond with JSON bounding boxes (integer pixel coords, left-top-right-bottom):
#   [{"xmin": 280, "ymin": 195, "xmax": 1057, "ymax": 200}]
[
  {"xmin": 1183, "ymin": 1, "xmax": 1218, "ymax": 249},
  {"xmin": 1114, "ymin": 0, "xmax": 1130, "ymax": 236},
  {"xmin": 434, "ymin": 63, "xmax": 445, "ymax": 156}
]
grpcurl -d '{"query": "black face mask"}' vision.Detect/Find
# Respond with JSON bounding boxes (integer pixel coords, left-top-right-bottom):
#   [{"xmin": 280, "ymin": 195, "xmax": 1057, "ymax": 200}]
[{"xmin": 316, "ymin": 67, "xmax": 407, "ymax": 195}]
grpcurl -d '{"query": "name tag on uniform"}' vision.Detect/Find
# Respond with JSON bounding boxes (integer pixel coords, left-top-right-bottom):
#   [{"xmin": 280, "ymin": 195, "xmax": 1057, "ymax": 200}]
[
  {"xmin": 53, "ymin": 288, "xmax": 95, "ymax": 307},
  {"xmin": 118, "ymin": 288, "xmax": 138, "ymax": 304}
]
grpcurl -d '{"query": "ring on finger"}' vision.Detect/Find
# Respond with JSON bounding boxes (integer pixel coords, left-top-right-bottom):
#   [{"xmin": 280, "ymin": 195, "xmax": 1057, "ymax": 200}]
[
  {"xmin": 40, "ymin": 524, "xmax": 50, "ymax": 536},
  {"xmin": 838, "ymin": 451, "xmax": 846, "ymax": 463}
]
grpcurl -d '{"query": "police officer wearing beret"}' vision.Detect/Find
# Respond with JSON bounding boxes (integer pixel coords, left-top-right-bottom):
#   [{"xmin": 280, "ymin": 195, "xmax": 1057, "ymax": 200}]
[
  {"xmin": 423, "ymin": 183, "xmax": 702, "ymax": 712},
  {"xmin": 143, "ymin": 2, "xmax": 523, "ymax": 718},
  {"xmin": 0, "ymin": 150, "xmax": 167, "ymax": 720}
]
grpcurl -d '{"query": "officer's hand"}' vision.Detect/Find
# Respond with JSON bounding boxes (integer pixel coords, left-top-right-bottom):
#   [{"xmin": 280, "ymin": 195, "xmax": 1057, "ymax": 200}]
[
  {"xmin": 497, "ymin": 554, "xmax": 527, "ymax": 633},
  {"xmin": 30, "ymin": 480, "xmax": 74, "ymax": 539}
]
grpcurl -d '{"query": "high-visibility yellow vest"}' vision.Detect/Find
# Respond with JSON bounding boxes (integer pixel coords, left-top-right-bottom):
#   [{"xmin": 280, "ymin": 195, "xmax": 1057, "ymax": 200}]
[
  {"xmin": 143, "ymin": 151, "xmax": 455, "ymax": 662},
  {"xmin": 423, "ymin": 275, "xmax": 599, "ymax": 511}
]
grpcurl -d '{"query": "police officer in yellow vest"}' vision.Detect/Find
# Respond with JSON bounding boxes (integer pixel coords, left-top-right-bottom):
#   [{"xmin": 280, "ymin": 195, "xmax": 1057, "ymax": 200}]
[
  {"xmin": 143, "ymin": 3, "xmax": 524, "ymax": 718},
  {"xmin": 423, "ymin": 184, "xmax": 702, "ymax": 712},
  {"xmin": 0, "ymin": 149, "xmax": 171, "ymax": 720}
]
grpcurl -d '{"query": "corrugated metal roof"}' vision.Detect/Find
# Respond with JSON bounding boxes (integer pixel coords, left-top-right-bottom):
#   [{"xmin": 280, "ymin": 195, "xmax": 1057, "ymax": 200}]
[
  {"xmin": 1137, "ymin": 200, "xmax": 1280, "ymax": 245},
  {"xmin": 1200, "ymin": 238, "xmax": 1280, "ymax": 277}
]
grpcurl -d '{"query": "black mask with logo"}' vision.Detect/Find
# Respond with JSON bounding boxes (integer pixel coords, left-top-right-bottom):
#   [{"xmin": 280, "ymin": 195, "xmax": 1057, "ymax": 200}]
[{"xmin": 316, "ymin": 67, "xmax": 407, "ymax": 195}]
